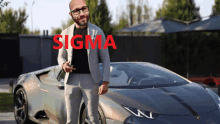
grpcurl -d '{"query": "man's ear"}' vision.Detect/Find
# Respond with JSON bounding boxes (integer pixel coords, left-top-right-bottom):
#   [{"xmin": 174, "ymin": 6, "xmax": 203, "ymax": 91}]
[{"xmin": 69, "ymin": 12, "xmax": 72, "ymax": 16}]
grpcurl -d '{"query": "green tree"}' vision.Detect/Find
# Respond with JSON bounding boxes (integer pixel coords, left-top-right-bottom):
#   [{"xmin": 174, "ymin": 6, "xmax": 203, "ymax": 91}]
[
  {"xmin": 51, "ymin": 17, "xmax": 73, "ymax": 35},
  {"xmin": 29, "ymin": 28, "xmax": 41, "ymax": 34},
  {"xmin": 0, "ymin": 7, "xmax": 29, "ymax": 34},
  {"xmin": 0, "ymin": 0, "xmax": 10, "ymax": 12},
  {"xmin": 95, "ymin": 0, "xmax": 113, "ymax": 35},
  {"xmin": 51, "ymin": 27, "xmax": 62, "ymax": 35},
  {"xmin": 61, "ymin": 18, "xmax": 74, "ymax": 30},
  {"xmin": 212, "ymin": 0, "xmax": 220, "ymax": 16},
  {"xmin": 142, "ymin": 0, "xmax": 152, "ymax": 22},
  {"xmin": 85, "ymin": 0, "xmax": 99, "ymax": 25},
  {"xmin": 114, "ymin": 11, "xmax": 129, "ymax": 32},
  {"xmin": 136, "ymin": 0, "xmax": 142, "ymax": 24},
  {"xmin": 156, "ymin": 0, "xmax": 201, "ymax": 21},
  {"xmin": 127, "ymin": 0, "xmax": 136, "ymax": 26}
]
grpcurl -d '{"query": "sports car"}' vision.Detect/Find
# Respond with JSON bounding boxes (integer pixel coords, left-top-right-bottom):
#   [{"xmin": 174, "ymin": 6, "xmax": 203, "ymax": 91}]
[{"xmin": 13, "ymin": 62, "xmax": 220, "ymax": 124}]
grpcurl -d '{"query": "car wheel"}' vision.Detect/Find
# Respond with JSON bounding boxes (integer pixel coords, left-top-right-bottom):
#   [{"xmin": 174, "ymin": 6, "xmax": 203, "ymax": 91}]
[
  {"xmin": 14, "ymin": 87, "xmax": 37, "ymax": 124},
  {"xmin": 81, "ymin": 106, "xmax": 106, "ymax": 124}
]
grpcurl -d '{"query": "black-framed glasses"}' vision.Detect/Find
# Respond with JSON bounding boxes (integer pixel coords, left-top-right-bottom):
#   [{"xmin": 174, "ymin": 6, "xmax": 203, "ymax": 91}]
[{"xmin": 71, "ymin": 6, "xmax": 89, "ymax": 15}]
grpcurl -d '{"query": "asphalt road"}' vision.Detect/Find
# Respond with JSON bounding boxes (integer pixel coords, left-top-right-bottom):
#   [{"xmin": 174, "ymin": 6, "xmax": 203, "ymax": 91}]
[{"xmin": 0, "ymin": 78, "xmax": 219, "ymax": 124}]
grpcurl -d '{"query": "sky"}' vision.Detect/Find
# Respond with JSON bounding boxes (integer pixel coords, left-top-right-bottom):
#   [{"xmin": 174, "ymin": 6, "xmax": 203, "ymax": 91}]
[{"xmin": 5, "ymin": 0, "xmax": 215, "ymax": 35}]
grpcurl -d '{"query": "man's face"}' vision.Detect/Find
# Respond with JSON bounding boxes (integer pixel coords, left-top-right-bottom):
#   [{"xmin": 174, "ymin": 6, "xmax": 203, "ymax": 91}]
[{"xmin": 69, "ymin": 0, "xmax": 89, "ymax": 27}]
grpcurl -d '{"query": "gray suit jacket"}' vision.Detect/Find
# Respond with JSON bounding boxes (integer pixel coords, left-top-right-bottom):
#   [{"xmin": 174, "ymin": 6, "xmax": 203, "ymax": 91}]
[{"xmin": 57, "ymin": 22, "xmax": 110, "ymax": 84}]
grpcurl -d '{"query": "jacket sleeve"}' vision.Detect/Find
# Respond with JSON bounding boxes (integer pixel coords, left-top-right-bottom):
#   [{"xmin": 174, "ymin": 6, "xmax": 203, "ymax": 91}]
[
  {"xmin": 57, "ymin": 30, "xmax": 67, "ymax": 69},
  {"xmin": 98, "ymin": 29, "xmax": 110, "ymax": 83}
]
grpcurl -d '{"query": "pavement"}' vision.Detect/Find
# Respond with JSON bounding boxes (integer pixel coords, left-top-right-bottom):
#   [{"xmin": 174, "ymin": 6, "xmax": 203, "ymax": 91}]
[
  {"xmin": 0, "ymin": 78, "xmax": 17, "ymax": 124},
  {"xmin": 0, "ymin": 78, "xmax": 219, "ymax": 124},
  {"xmin": 0, "ymin": 112, "xmax": 16, "ymax": 124}
]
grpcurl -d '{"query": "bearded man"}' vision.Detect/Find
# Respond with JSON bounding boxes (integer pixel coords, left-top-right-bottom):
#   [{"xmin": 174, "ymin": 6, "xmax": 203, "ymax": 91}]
[{"xmin": 57, "ymin": 0, "xmax": 110, "ymax": 123}]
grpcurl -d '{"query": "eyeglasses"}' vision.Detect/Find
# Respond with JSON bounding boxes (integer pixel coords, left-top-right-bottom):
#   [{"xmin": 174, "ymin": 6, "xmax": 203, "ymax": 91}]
[{"xmin": 71, "ymin": 6, "xmax": 89, "ymax": 15}]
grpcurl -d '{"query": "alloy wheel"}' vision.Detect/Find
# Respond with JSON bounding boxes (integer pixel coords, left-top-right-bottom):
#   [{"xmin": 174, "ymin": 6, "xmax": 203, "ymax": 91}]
[{"xmin": 14, "ymin": 89, "xmax": 27, "ymax": 124}]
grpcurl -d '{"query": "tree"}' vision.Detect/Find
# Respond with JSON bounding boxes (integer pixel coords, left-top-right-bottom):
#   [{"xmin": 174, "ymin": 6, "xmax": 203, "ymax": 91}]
[
  {"xmin": 61, "ymin": 18, "xmax": 74, "ymax": 30},
  {"xmin": 0, "ymin": 7, "xmax": 29, "ymax": 34},
  {"xmin": 85, "ymin": 0, "xmax": 99, "ymax": 25},
  {"xmin": 51, "ymin": 17, "xmax": 73, "ymax": 35},
  {"xmin": 113, "ymin": 11, "xmax": 129, "ymax": 32},
  {"xmin": 29, "ymin": 28, "xmax": 40, "ymax": 35},
  {"xmin": 136, "ymin": 0, "xmax": 142, "ymax": 24},
  {"xmin": 51, "ymin": 27, "xmax": 62, "ymax": 35},
  {"xmin": 142, "ymin": 0, "xmax": 152, "ymax": 22},
  {"xmin": 95, "ymin": 0, "xmax": 113, "ymax": 36},
  {"xmin": 0, "ymin": 0, "xmax": 10, "ymax": 24},
  {"xmin": 155, "ymin": 0, "xmax": 201, "ymax": 21},
  {"xmin": 0, "ymin": 0, "xmax": 10, "ymax": 11},
  {"xmin": 212, "ymin": 0, "xmax": 220, "ymax": 16},
  {"xmin": 127, "ymin": 0, "xmax": 136, "ymax": 26}
]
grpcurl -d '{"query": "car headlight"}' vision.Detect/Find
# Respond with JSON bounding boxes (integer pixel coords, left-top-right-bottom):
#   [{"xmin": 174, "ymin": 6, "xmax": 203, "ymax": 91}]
[{"xmin": 122, "ymin": 106, "xmax": 159, "ymax": 120}]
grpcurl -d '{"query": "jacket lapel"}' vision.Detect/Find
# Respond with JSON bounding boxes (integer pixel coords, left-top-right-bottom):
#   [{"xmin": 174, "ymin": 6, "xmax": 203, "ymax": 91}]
[
  {"xmin": 87, "ymin": 22, "xmax": 95, "ymax": 55},
  {"xmin": 69, "ymin": 22, "xmax": 94, "ymax": 63},
  {"xmin": 68, "ymin": 23, "xmax": 75, "ymax": 57}
]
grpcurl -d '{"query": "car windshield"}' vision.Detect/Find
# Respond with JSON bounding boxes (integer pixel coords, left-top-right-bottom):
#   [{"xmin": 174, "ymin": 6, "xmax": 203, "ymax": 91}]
[{"xmin": 99, "ymin": 63, "xmax": 190, "ymax": 88}]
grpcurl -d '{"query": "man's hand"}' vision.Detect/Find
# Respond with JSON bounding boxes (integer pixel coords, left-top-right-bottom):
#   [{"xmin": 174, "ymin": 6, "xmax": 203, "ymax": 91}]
[
  {"xmin": 98, "ymin": 81, "xmax": 109, "ymax": 95},
  {"xmin": 62, "ymin": 61, "xmax": 76, "ymax": 72}
]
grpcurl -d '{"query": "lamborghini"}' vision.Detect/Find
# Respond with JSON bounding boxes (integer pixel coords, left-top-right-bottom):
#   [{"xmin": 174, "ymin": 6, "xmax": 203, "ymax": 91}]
[{"xmin": 13, "ymin": 62, "xmax": 220, "ymax": 124}]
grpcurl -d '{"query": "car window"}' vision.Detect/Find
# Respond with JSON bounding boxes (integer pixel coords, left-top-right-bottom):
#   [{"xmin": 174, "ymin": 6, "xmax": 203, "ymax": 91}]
[{"xmin": 99, "ymin": 63, "xmax": 189, "ymax": 87}]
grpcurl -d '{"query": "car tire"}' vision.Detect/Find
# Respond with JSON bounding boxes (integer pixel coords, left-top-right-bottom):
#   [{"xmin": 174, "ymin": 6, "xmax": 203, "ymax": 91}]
[
  {"xmin": 14, "ymin": 87, "xmax": 37, "ymax": 124},
  {"xmin": 80, "ymin": 106, "xmax": 106, "ymax": 124}
]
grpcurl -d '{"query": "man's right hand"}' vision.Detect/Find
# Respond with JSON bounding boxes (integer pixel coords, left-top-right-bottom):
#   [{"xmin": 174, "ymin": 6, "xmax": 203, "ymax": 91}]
[{"xmin": 62, "ymin": 61, "xmax": 76, "ymax": 72}]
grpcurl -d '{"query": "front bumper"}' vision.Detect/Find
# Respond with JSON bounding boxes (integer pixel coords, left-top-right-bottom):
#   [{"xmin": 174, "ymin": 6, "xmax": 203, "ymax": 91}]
[{"xmin": 106, "ymin": 108, "xmax": 220, "ymax": 124}]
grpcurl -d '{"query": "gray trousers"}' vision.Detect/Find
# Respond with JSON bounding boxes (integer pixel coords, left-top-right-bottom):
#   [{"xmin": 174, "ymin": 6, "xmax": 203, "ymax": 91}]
[{"xmin": 64, "ymin": 73, "xmax": 100, "ymax": 124}]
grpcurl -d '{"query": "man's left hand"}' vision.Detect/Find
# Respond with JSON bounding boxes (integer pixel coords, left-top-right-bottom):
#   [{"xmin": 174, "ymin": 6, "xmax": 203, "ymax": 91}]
[{"xmin": 98, "ymin": 81, "xmax": 109, "ymax": 95}]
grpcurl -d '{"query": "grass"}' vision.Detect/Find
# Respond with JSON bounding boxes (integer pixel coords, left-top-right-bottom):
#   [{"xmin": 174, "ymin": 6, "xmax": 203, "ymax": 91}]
[{"xmin": 0, "ymin": 93, "xmax": 14, "ymax": 112}]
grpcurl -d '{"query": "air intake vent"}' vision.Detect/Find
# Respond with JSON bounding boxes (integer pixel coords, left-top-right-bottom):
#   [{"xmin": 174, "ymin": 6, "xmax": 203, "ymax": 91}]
[{"xmin": 34, "ymin": 110, "xmax": 49, "ymax": 120}]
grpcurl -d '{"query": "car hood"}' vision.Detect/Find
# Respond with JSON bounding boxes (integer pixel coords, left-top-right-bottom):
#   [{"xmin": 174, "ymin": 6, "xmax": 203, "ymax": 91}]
[{"xmin": 106, "ymin": 83, "xmax": 218, "ymax": 115}]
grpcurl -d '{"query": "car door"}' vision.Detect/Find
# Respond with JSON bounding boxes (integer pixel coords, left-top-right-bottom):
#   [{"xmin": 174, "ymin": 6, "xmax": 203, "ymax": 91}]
[{"xmin": 39, "ymin": 67, "xmax": 66, "ymax": 124}]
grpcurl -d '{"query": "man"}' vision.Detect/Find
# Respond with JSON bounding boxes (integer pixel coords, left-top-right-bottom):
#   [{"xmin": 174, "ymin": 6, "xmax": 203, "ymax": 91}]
[{"xmin": 57, "ymin": 0, "xmax": 110, "ymax": 124}]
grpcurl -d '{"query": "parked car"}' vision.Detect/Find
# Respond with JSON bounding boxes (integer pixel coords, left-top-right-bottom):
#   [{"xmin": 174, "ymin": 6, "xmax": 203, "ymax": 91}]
[{"xmin": 13, "ymin": 62, "xmax": 220, "ymax": 124}]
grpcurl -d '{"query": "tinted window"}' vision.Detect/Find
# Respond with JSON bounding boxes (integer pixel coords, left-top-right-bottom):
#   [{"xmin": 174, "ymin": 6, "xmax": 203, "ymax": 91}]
[{"xmin": 99, "ymin": 63, "xmax": 189, "ymax": 87}]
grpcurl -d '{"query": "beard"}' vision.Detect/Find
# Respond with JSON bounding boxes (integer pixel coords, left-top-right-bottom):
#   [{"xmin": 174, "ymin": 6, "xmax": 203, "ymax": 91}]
[{"xmin": 71, "ymin": 14, "xmax": 89, "ymax": 26}]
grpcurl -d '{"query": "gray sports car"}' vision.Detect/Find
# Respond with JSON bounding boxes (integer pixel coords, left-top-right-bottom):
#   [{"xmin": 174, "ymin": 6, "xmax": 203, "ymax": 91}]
[{"xmin": 13, "ymin": 62, "xmax": 220, "ymax": 124}]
